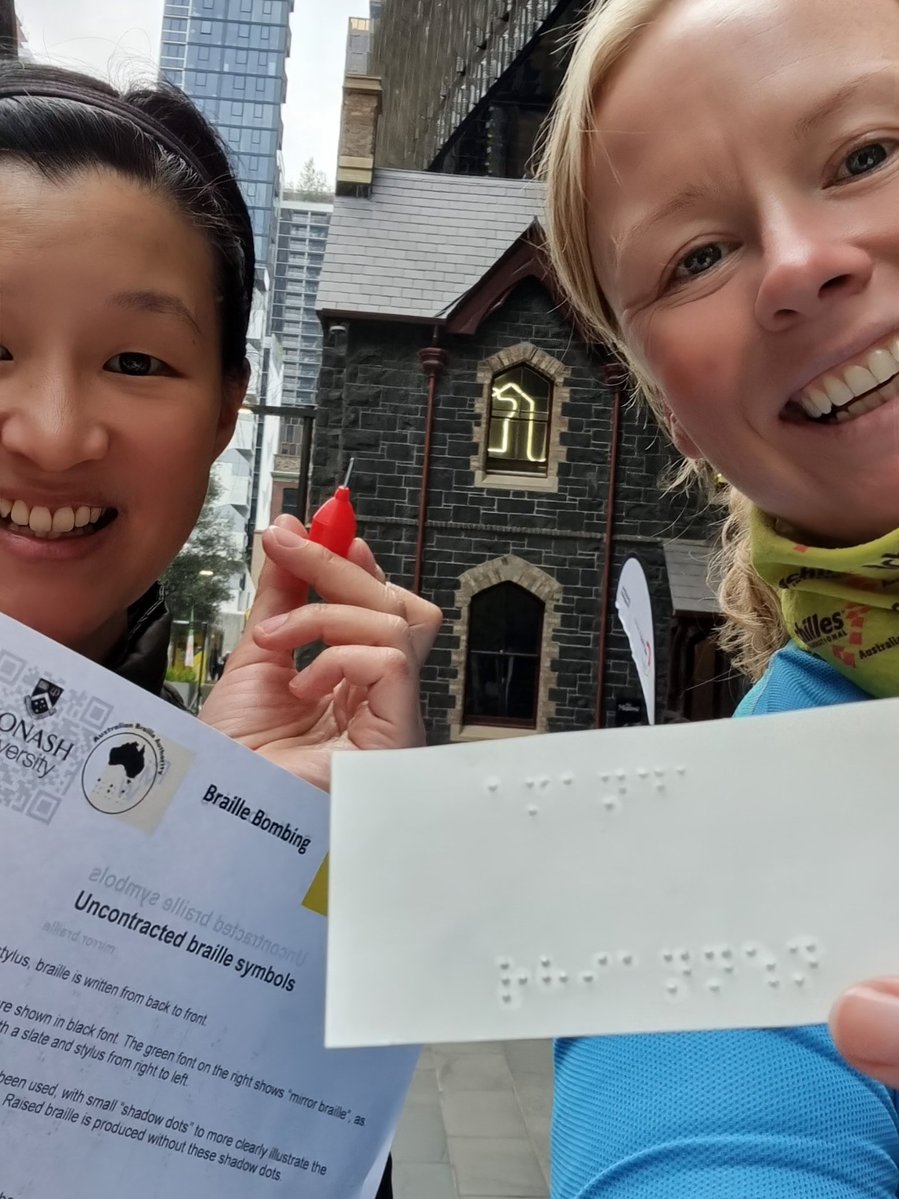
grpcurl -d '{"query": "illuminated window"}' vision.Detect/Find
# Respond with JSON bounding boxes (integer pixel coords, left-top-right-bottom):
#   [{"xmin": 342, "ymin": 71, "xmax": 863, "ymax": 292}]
[
  {"xmin": 464, "ymin": 583, "xmax": 543, "ymax": 727},
  {"xmin": 472, "ymin": 343, "xmax": 570, "ymax": 494},
  {"xmin": 485, "ymin": 363, "xmax": 551, "ymax": 476}
]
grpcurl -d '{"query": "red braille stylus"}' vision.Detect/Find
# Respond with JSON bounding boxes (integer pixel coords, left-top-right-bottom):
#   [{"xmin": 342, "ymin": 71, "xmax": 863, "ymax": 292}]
[{"xmin": 307, "ymin": 459, "xmax": 357, "ymax": 558}]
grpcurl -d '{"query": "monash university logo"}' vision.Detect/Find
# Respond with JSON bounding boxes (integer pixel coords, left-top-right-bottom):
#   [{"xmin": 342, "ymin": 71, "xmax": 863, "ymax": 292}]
[{"xmin": 24, "ymin": 678, "xmax": 64, "ymax": 720}]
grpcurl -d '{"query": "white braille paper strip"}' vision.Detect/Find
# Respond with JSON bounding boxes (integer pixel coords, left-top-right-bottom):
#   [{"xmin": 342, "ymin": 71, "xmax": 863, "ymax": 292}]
[{"xmin": 326, "ymin": 700, "xmax": 885, "ymax": 1047}]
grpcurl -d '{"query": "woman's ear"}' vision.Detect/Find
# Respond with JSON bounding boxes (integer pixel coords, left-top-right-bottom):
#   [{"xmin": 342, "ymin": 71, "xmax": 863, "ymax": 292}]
[{"xmin": 215, "ymin": 359, "xmax": 251, "ymax": 456}]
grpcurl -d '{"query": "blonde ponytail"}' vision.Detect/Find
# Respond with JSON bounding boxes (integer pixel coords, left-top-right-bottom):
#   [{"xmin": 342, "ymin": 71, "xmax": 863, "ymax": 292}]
[{"xmin": 713, "ymin": 489, "xmax": 788, "ymax": 680}]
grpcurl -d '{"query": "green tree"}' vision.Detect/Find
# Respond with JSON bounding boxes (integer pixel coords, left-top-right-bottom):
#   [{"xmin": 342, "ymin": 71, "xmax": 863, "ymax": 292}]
[
  {"xmin": 288, "ymin": 158, "xmax": 333, "ymax": 201},
  {"xmin": 162, "ymin": 477, "xmax": 245, "ymax": 627}
]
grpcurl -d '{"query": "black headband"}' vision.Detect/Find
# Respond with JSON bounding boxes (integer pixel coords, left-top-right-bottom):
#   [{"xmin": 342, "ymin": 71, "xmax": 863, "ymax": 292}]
[{"xmin": 0, "ymin": 81, "xmax": 210, "ymax": 182}]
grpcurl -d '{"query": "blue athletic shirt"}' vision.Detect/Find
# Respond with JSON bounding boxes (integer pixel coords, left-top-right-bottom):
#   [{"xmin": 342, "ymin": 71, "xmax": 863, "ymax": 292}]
[{"xmin": 552, "ymin": 644, "xmax": 899, "ymax": 1197}]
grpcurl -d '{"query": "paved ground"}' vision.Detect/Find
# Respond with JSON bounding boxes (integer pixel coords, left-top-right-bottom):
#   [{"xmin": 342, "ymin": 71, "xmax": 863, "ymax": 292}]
[{"xmin": 391, "ymin": 1040, "xmax": 553, "ymax": 1199}]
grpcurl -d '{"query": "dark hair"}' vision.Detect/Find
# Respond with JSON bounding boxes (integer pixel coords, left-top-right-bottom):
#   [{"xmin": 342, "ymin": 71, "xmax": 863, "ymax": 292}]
[{"xmin": 0, "ymin": 61, "xmax": 255, "ymax": 377}]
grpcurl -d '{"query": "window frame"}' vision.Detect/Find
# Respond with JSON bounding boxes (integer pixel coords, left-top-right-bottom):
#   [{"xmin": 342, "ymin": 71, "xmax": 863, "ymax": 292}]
[
  {"xmin": 463, "ymin": 582, "xmax": 545, "ymax": 729},
  {"xmin": 471, "ymin": 342, "xmax": 570, "ymax": 494},
  {"xmin": 484, "ymin": 361, "xmax": 553, "ymax": 479},
  {"xmin": 449, "ymin": 556, "xmax": 563, "ymax": 742}
]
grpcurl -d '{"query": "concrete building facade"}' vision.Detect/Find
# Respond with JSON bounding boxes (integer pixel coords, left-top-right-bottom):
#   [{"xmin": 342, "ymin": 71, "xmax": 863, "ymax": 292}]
[
  {"xmin": 0, "ymin": 0, "xmax": 17, "ymax": 58},
  {"xmin": 269, "ymin": 193, "xmax": 331, "ymax": 476},
  {"xmin": 370, "ymin": 0, "xmax": 589, "ymax": 175}
]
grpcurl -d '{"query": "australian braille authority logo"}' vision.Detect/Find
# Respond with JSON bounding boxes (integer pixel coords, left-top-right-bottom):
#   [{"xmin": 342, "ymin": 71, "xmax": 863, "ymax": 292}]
[{"xmin": 82, "ymin": 726, "xmax": 164, "ymax": 815}]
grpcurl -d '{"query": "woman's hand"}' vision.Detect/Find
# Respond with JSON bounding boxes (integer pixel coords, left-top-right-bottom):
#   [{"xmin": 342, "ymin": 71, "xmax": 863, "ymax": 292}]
[
  {"xmin": 831, "ymin": 979, "xmax": 899, "ymax": 1087},
  {"xmin": 198, "ymin": 516, "xmax": 443, "ymax": 791}
]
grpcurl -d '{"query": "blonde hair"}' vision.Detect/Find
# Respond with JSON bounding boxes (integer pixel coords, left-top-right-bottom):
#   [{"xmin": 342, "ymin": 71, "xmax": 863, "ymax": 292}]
[{"xmin": 538, "ymin": 0, "xmax": 787, "ymax": 681}]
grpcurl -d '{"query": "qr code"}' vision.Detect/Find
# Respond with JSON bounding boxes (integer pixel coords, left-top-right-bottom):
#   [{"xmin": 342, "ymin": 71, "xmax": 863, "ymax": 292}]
[{"xmin": 0, "ymin": 662, "xmax": 110, "ymax": 826}]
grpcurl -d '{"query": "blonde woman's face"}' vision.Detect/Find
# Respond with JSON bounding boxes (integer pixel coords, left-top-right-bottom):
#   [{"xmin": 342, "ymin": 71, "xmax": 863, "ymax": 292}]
[{"xmin": 588, "ymin": 0, "xmax": 899, "ymax": 544}]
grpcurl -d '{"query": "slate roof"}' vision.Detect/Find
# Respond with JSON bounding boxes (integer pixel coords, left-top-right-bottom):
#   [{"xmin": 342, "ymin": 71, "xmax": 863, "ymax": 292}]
[
  {"xmin": 316, "ymin": 168, "xmax": 544, "ymax": 322},
  {"xmin": 663, "ymin": 539, "xmax": 720, "ymax": 615}
]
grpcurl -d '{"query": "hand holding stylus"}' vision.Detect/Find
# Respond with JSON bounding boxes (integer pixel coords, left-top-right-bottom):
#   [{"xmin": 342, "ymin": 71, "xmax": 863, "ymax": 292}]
[{"xmin": 200, "ymin": 463, "xmax": 442, "ymax": 791}]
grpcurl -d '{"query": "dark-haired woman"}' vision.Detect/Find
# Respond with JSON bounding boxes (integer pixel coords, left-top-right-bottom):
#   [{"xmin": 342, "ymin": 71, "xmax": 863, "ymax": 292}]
[{"xmin": 0, "ymin": 61, "xmax": 439, "ymax": 1198}]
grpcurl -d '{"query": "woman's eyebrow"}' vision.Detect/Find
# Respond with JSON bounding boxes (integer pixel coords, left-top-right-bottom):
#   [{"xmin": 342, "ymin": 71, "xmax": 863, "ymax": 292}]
[
  {"xmin": 108, "ymin": 289, "xmax": 202, "ymax": 337},
  {"xmin": 795, "ymin": 71, "xmax": 897, "ymax": 141},
  {"xmin": 614, "ymin": 184, "xmax": 711, "ymax": 265}
]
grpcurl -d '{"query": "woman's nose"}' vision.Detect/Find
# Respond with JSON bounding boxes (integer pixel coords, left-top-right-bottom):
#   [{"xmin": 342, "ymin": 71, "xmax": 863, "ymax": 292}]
[
  {"xmin": 0, "ymin": 370, "xmax": 109, "ymax": 471},
  {"xmin": 754, "ymin": 211, "xmax": 874, "ymax": 332}
]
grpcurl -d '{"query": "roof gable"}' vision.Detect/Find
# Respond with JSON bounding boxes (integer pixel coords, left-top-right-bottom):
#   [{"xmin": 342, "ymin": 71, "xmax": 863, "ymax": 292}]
[{"xmin": 316, "ymin": 168, "xmax": 544, "ymax": 323}]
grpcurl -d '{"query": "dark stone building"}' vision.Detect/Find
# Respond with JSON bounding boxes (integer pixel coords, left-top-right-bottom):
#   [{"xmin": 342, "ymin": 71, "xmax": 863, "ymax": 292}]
[
  {"xmin": 315, "ymin": 170, "xmax": 739, "ymax": 743},
  {"xmin": 0, "ymin": 0, "xmax": 18, "ymax": 58},
  {"xmin": 370, "ymin": 0, "xmax": 590, "ymax": 176}
]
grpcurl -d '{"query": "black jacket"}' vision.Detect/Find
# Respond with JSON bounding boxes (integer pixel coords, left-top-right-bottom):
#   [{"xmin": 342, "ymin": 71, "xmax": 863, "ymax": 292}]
[{"xmin": 107, "ymin": 587, "xmax": 394, "ymax": 1199}]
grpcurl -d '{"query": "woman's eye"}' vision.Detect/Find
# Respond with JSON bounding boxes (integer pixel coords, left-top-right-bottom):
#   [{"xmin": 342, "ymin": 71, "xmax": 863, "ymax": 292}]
[
  {"xmin": 105, "ymin": 352, "xmax": 168, "ymax": 377},
  {"xmin": 0, "ymin": 345, "xmax": 11, "ymax": 361},
  {"xmin": 672, "ymin": 243, "xmax": 727, "ymax": 284},
  {"xmin": 837, "ymin": 141, "xmax": 893, "ymax": 180}
]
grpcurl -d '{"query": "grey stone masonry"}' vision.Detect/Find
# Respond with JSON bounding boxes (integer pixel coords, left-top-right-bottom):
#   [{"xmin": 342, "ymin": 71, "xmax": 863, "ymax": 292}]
[{"xmin": 313, "ymin": 277, "xmax": 717, "ymax": 741}]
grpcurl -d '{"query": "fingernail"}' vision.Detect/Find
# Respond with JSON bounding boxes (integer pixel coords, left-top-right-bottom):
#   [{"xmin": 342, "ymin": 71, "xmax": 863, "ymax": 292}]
[
  {"xmin": 833, "ymin": 984, "xmax": 899, "ymax": 1063},
  {"xmin": 269, "ymin": 526, "xmax": 303, "ymax": 547},
  {"xmin": 258, "ymin": 613, "xmax": 289, "ymax": 635}
]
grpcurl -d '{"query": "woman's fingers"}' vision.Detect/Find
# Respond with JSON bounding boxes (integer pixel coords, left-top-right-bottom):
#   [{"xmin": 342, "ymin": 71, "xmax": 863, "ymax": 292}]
[
  {"xmin": 289, "ymin": 645, "xmax": 424, "ymax": 747},
  {"xmin": 830, "ymin": 979, "xmax": 899, "ymax": 1088},
  {"xmin": 348, "ymin": 537, "xmax": 387, "ymax": 583},
  {"xmin": 262, "ymin": 526, "xmax": 442, "ymax": 663},
  {"xmin": 255, "ymin": 604, "xmax": 415, "ymax": 657}
]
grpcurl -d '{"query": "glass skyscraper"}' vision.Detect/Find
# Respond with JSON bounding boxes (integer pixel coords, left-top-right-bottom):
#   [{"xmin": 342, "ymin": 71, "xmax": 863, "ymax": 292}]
[
  {"xmin": 158, "ymin": 0, "xmax": 294, "ymax": 645},
  {"xmin": 159, "ymin": 0, "xmax": 294, "ymax": 266}
]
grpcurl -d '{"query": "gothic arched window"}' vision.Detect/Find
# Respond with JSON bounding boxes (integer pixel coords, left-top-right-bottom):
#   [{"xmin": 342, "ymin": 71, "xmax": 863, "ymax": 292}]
[
  {"xmin": 485, "ymin": 363, "xmax": 551, "ymax": 476},
  {"xmin": 463, "ymin": 582, "xmax": 544, "ymax": 726}
]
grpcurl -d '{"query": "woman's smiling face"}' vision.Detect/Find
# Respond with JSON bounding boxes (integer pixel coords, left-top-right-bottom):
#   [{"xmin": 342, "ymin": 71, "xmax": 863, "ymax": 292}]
[
  {"xmin": 0, "ymin": 164, "xmax": 243, "ymax": 657},
  {"xmin": 588, "ymin": 0, "xmax": 899, "ymax": 544}
]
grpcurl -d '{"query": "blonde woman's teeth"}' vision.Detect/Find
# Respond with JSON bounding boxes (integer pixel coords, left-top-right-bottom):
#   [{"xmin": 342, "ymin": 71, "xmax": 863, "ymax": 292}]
[
  {"xmin": 797, "ymin": 338, "xmax": 899, "ymax": 422},
  {"xmin": 0, "ymin": 499, "xmax": 109, "ymax": 538}
]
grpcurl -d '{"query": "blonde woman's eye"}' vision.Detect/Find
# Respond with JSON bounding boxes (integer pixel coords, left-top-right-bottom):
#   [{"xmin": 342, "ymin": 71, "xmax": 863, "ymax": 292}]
[
  {"xmin": 672, "ymin": 243, "xmax": 727, "ymax": 283},
  {"xmin": 837, "ymin": 141, "xmax": 893, "ymax": 180},
  {"xmin": 105, "ymin": 352, "xmax": 168, "ymax": 376}
]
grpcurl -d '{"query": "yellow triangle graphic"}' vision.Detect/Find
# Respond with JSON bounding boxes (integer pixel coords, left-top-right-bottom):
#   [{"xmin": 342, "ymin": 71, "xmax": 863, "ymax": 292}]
[{"xmin": 302, "ymin": 853, "xmax": 329, "ymax": 917}]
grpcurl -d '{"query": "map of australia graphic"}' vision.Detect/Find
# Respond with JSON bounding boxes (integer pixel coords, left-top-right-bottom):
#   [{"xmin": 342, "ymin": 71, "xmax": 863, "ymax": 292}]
[{"xmin": 84, "ymin": 734, "xmax": 157, "ymax": 814}]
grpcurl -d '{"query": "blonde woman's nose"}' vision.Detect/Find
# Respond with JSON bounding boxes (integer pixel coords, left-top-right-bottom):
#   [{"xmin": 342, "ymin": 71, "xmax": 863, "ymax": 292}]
[{"xmin": 754, "ymin": 216, "xmax": 874, "ymax": 333}]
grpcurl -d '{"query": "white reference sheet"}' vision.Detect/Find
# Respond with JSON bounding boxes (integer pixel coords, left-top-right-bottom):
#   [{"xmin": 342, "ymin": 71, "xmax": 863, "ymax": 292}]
[
  {"xmin": 0, "ymin": 614, "xmax": 416, "ymax": 1199},
  {"xmin": 327, "ymin": 701, "xmax": 895, "ymax": 1047}
]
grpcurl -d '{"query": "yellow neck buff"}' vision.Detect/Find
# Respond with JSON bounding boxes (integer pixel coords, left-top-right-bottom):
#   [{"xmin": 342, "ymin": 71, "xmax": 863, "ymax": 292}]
[{"xmin": 751, "ymin": 508, "xmax": 899, "ymax": 698}]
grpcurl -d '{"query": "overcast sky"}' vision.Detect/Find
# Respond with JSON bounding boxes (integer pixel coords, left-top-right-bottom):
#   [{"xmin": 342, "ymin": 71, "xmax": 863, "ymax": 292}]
[{"xmin": 15, "ymin": 0, "xmax": 364, "ymax": 183}]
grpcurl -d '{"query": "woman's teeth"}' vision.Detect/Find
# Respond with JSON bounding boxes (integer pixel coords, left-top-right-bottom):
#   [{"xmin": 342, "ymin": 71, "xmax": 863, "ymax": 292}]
[
  {"xmin": 797, "ymin": 339, "xmax": 899, "ymax": 423},
  {"xmin": 0, "ymin": 498, "xmax": 107, "ymax": 539}
]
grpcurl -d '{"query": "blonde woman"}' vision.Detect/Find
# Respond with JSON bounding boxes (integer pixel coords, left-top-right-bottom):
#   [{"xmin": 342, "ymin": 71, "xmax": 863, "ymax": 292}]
[{"xmin": 542, "ymin": 0, "xmax": 899, "ymax": 1192}]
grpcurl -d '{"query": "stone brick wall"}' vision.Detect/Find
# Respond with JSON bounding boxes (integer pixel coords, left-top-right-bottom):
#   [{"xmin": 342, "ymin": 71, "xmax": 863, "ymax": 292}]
[{"xmin": 312, "ymin": 278, "xmax": 717, "ymax": 742}]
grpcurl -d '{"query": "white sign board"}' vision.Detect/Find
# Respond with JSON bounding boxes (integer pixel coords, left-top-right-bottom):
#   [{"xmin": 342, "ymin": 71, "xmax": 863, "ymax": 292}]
[
  {"xmin": 327, "ymin": 702, "xmax": 886, "ymax": 1047},
  {"xmin": 615, "ymin": 556, "xmax": 656, "ymax": 724},
  {"xmin": 0, "ymin": 614, "xmax": 415, "ymax": 1199}
]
